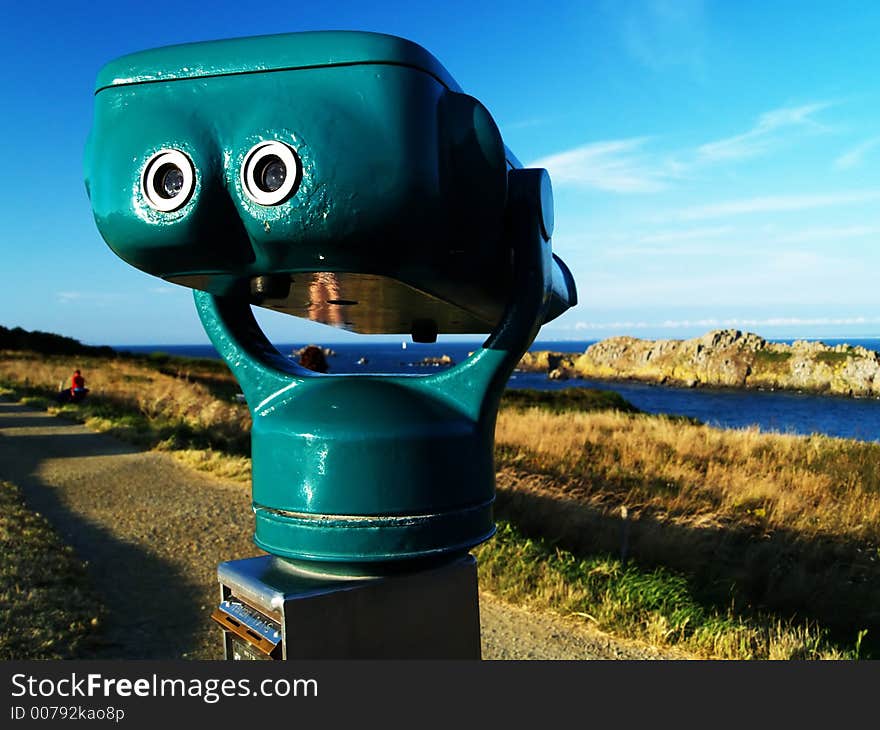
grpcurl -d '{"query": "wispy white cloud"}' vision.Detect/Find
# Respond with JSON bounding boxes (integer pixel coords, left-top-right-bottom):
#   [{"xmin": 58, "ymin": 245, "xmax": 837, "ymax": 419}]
[
  {"xmin": 530, "ymin": 138, "xmax": 675, "ymax": 193},
  {"xmin": 589, "ymin": 223, "xmax": 880, "ymax": 261},
  {"xmin": 579, "ymin": 247, "xmax": 864, "ymax": 311},
  {"xmin": 613, "ymin": 225, "xmax": 736, "ymax": 257},
  {"xmin": 503, "ymin": 116, "xmax": 555, "ymax": 132},
  {"xmin": 536, "ymin": 102, "xmax": 831, "ymax": 195},
  {"xmin": 602, "ymin": 244, "xmax": 743, "ymax": 259},
  {"xmin": 770, "ymin": 224, "xmax": 880, "ymax": 244},
  {"xmin": 834, "ymin": 136, "xmax": 880, "ymax": 170},
  {"xmin": 725, "ymin": 316, "xmax": 880, "ymax": 328},
  {"xmin": 568, "ymin": 316, "xmax": 880, "ymax": 332},
  {"xmin": 56, "ymin": 291, "xmax": 122, "ymax": 306},
  {"xmin": 618, "ymin": 0, "xmax": 707, "ymax": 73},
  {"xmin": 638, "ymin": 226, "xmax": 734, "ymax": 243},
  {"xmin": 572, "ymin": 320, "xmax": 651, "ymax": 331},
  {"xmin": 671, "ymin": 190, "xmax": 880, "ymax": 221},
  {"xmin": 697, "ymin": 103, "xmax": 831, "ymax": 162}
]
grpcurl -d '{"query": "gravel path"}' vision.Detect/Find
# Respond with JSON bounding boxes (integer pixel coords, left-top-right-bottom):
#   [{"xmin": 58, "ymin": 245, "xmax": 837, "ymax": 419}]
[{"xmin": 0, "ymin": 401, "xmax": 684, "ymax": 660}]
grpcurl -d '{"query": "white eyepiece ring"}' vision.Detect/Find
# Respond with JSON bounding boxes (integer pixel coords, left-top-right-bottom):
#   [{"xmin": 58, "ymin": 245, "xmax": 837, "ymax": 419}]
[
  {"xmin": 142, "ymin": 149, "xmax": 195, "ymax": 212},
  {"xmin": 241, "ymin": 141, "xmax": 300, "ymax": 206}
]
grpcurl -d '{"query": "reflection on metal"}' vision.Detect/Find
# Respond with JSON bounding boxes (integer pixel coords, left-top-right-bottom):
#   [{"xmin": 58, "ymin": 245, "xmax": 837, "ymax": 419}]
[
  {"xmin": 261, "ymin": 271, "xmax": 494, "ymax": 334},
  {"xmin": 211, "ymin": 599, "xmax": 282, "ymax": 659},
  {"xmin": 307, "ymin": 272, "xmax": 345, "ymax": 328}
]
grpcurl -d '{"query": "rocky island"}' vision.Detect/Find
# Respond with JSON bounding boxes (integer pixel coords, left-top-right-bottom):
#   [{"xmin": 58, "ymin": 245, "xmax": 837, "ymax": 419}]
[{"xmin": 519, "ymin": 329, "xmax": 880, "ymax": 397}]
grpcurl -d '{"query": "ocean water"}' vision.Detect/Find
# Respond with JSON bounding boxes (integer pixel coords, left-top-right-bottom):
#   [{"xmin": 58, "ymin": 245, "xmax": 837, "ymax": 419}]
[{"xmin": 115, "ymin": 337, "xmax": 880, "ymax": 443}]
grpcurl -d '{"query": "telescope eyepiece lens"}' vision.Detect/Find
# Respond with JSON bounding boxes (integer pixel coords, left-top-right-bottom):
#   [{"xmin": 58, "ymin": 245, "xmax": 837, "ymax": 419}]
[
  {"xmin": 259, "ymin": 157, "xmax": 286, "ymax": 193},
  {"xmin": 159, "ymin": 166, "xmax": 185, "ymax": 198},
  {"xmin": 241, "ymin": 141, "xmax": 299, "ymax": 205},
  {"xmin": 141, "ymin": 149, "xmax": 195, "ymax": 212}
]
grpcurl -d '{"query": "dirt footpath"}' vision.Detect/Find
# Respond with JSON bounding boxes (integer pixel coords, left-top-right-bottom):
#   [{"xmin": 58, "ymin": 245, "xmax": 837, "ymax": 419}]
[{"xmin": 0, "ymin": 402, "xmax": 683, "ymax": 660}]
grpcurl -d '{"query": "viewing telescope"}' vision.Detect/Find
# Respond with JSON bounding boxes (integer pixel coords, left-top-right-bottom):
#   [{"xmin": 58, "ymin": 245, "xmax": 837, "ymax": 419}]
[
  {"xmin": 85, "ymin": 31, "xmax": 575, "ymax": 341},
  {"xmin": 85, "ymin": 30, "xmax": 577, "ymax": 658}
]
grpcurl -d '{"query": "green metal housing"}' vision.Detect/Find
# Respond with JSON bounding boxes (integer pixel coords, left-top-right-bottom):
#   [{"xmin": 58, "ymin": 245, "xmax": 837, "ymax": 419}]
[{"xmin": 84, "ymin": 31, "xmax": 577, "ymax": 565}]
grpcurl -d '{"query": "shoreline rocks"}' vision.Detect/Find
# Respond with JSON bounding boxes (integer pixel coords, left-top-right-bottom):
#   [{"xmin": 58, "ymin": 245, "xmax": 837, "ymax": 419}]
[
  {"xmin": 414, "ymin": 354, "xmax": 455, "ymax": 367},
  {"xmin": 518, "ymin": 329, "xmax": 880, "ymax": 398},
  {"xmin": 291, "ymin": 345, "xmax": 336, "ymax": 359}
]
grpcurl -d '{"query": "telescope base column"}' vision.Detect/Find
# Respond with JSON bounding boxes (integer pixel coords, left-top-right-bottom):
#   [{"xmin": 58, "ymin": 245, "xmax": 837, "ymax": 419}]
[{"xmin": 212, "ymin": 554, "xmax": 481, "ymax": 659}]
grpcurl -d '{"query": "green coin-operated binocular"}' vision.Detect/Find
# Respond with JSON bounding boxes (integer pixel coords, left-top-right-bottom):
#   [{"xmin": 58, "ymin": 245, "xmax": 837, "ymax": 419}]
[{"xmin": 84, "ymin": 31, "xmax": 577, "ymax": 568}]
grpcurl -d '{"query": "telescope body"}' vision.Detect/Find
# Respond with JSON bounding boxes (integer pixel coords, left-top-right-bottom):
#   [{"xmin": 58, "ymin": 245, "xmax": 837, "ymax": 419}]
[
  {"xmin": 85, "ymin": 31, "xmax": 574, "ymax": 337},
  {"xmin": 85, "ymin": 31, "xmax": 577, "ymax": 565}
]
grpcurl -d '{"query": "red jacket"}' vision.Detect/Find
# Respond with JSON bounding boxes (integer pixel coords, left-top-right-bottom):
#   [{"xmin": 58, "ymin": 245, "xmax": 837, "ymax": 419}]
[{"xmin": 71, "ymin": 373, "xmax": 85, "ymax": 391}]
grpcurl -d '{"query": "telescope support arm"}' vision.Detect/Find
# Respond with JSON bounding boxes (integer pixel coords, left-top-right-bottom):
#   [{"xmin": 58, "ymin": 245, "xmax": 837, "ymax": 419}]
[{"xmin": 194, "ymin": 168, "xmax": 553, "ymax": 424}]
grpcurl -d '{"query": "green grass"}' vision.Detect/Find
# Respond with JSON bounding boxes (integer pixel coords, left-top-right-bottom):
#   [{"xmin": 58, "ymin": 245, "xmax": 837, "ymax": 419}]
[
  {"xmin": 138, "ymin": 352, "xmax": 241, "ymax": 400},
  {"xmin": 754, "ymin": 350, "xmax": 793, "ymax": 364},
  {"xmin": 0, "ymin": 480, "xmax": 104, "ymax": 659},
  {"xmin": 475, "ymin": 521, "xmax": 855, "ymax": 659},
  {"xmin": 0, "ymin": 378, "xmax": 250, "ymax": 456},
  {"xmin": 500, "ymin": 387, "xmax": 641, "ymax": 415},
  {"xmin": 815, "ymin": 351, "xmax": 854, "ymax": 365},
  {"xmin": 138, "ymin": 350, "xmax": 231, "ymax": 375},
  {"xmin": 20, "ymin": 395, "xmax": 52, "ymax": 410},
  {"xmin": 0, "ymin": 379, "xmax": 51, "ymax": 403},
  {"xmin": 60, "ymin": 396, "xmax": 250, "ymax": 455}
]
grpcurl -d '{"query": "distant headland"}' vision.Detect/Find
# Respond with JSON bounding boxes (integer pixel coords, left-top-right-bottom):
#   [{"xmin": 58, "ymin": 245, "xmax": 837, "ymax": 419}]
[{"xmin": 519, "ymin": 329, "xmax": 880, "ymax": 397}]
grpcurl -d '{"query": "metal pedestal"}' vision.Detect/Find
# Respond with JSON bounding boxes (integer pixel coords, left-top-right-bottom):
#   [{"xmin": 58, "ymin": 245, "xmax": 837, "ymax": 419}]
[{"xmin": 212, "ymin": 554, "xmax": 481, "ymax": 659}]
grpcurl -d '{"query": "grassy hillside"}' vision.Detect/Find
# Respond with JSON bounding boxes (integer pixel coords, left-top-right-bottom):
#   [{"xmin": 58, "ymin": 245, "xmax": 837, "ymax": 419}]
[
  {"xmin": 0, "ymin": 479, "xmax": 104, "ymax": 659},
  {"xmin": 492, "ymin": 408, "xmax": 879, "ymax": 656},
  {"xmin": 500, "ymin": 387, "xmax": 640, "ymax": 414},
  {"xmin": 1, "ymin": 348, "xmax": 875, "ymax": 658},
  {"xmin": 0, "ymin": 324, "xmax": 116, "ymax": 358}
]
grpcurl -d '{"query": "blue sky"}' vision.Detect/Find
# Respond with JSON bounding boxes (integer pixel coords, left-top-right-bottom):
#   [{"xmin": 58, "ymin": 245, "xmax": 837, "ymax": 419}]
[{"xmin": 4, "ymin": 1, "xmax": 880, "ymax": 345}]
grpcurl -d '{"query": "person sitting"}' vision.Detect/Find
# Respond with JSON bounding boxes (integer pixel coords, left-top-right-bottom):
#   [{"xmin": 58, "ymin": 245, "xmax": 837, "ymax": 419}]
[{"xmin": 57, "ymin": 369, "xmax": 89, "ymax": 403}]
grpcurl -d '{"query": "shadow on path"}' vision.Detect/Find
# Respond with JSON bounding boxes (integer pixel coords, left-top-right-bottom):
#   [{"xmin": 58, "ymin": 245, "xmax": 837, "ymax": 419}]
[{"xmin": 0, "ymin": 402, "xmax": 254, "ymax": 658}]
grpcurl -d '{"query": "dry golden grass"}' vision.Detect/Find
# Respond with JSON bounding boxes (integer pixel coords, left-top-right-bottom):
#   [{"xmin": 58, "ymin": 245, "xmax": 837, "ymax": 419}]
[
  {"xmin": 0, "ymin": 479, "xmax": 104, "ymax": 658},
  {"xmin": 493, "ymin": 407, "xmax": 880, "ymax": 655},
  {"xmin": 169, "ymin": 449, "xmax": 252, "ymax": 483},
  {"xmin": 475, "ymin": 521, "xmax": 852, "ymax": 659},
  {"xmin": 0, "ymin": 351, "xmax": 250, "ymax": 453},
  {"xmin": 3, "ymin": 350, "xmax": 876, "ymax": 656},
  {"xmin": 495, "ymin": 408, "xmax": 880, "ymax": 544}
]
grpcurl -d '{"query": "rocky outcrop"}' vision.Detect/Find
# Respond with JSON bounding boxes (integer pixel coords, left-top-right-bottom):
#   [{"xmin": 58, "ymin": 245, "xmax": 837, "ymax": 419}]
[
  {"xmin": 518, "ymin": 330, "xmax": 880, "ymax": 397},
  {"xmin": 518, "ymin": 351, "xmax": 576, "ymax": 373},
  {"xmin": 291, "ymin": 345, "xmax": 336, "ymax": 358},
  {"xmin": 416, "ymin": 354, "xmax": 455, "ymax": 367}
]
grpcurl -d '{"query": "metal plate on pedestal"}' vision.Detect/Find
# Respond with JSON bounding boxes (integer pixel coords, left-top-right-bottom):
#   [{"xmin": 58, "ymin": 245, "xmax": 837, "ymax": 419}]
[{"xmin": 211, "ymin": 599, "xmax": 282, "ymax": 659}]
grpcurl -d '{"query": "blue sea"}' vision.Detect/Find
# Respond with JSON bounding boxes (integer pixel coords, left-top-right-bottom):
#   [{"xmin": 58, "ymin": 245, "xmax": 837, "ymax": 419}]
[{"xmin": 115, "ymin": 337, "xmax": 880, "ymax": 443}]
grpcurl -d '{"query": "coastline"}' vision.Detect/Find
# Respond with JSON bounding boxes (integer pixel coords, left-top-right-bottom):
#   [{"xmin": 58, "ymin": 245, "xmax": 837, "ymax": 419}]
[
  {"xmin": 520, "ymin": 329, "xmax": 880, "ymax": 399},
  {"xmin": 516, "ymin": 369, "xmax": 880, "ymax": 401}
]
